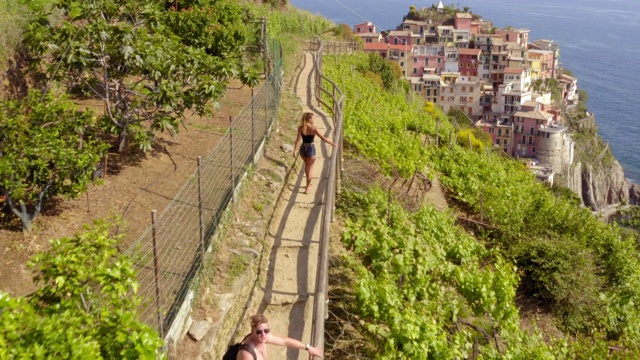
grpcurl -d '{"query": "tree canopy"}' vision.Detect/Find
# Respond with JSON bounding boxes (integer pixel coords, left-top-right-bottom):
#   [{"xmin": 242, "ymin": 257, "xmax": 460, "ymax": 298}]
[
  {"xmin": 0, "ymin": 219, "xmax": 163, "ymax": 358},
  {"xmin": 24, "ymin": 0, "xmax": 258, "ymax": 152},
  {"xmin": 0, "ymin": 89, "xmax": 107, "ymax": 231}
]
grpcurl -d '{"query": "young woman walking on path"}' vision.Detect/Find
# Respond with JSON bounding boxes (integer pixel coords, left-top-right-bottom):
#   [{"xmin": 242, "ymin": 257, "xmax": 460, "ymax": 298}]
[
  {"xmin": 236, "ymin": 314, "xmax": 323, "ymax": 359},
  {"xmin": 293, "ymin": 112, "xmax": 337, "ymax": 194}
]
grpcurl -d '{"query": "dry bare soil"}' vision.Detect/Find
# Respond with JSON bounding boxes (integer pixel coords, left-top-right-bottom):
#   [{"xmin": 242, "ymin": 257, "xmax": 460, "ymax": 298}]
[{"xmin": 0, "ymin": 79, "xmax": 254, "ymax": 297}]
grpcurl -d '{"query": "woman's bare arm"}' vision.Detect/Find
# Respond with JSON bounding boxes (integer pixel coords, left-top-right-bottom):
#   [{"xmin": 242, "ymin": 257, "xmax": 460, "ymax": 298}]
[
  {"xmin": 293, "ymin": 126, "xmax": 302, "ymax": 157},
  {"xmin": 313, "ymin": 126, "xmax": 337, "ymax": 147}
]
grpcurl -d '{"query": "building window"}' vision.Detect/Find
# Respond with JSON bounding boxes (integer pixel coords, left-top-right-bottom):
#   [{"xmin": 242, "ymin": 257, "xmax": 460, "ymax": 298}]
[
  {"xmin": 414, "ymin": 57, "xmax": 417, "ymax": 63},
  {"xmin": 427, "ymin": 89, "xmax": 431, "ymax": 96},
  {"xmin": 470, "ymin": 87, "xmax": 474, "ymax": 92},
  {"xmin": 529, "ymin": 127, "xmax": 534, "ymax": 135},
  {"xmin": 503, "ymin": 139, "xmax": 508, "ymax": 146},
  {"xmin": 505, "ymin": 129, "xmax": 510, "ymax": 135},
  {"xmin": 413, "ymin": 68, "xmax": 417, "ymax": 73},
  {"xmin": 532, "ymin": 147, "xmax": 536, "ymax": 153},
  {"xmin": 522, "ymin": 135, "xmax": 526, "ymax": 143},
  {"xmin": 490, "ymin": 127, "xmax": 495, "ymax": 133},
  {"xmin": 498, "ymin": 129, "xmax": 502, "ymax": 136},
  {"xmin": 528, "ymin": 136, "xmax": 533, "ymax": 145}
]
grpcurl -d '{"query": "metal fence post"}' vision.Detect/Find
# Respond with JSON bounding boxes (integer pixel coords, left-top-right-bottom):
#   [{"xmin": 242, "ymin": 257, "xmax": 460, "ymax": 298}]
[
  {"xmin": 197, "ymin": 156, "xmax": 205, "ymax": 263},
  {"xmin": 251, "ymin": 89, "xmax": 255, "ymax": 160},
  {"xmin": 151, "ymin": 210, "xmax": 163, "ymax": 338},
  {"xmin": 230, "ymin": 116, "xmax": 235, "ymax": 204},
  {"xmin": 265, "ymin": 73, "xmax": 269, "ymax": 136}
]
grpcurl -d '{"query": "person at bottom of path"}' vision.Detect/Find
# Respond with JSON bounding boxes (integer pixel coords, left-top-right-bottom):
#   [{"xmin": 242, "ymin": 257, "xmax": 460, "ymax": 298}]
[
  {"xmin": 293, "ymin": 112, "xmax": 337, "ymax": 194},
  {"xmin": 237, "ymin": 313, "xmax": 323, "ymax": 359}
]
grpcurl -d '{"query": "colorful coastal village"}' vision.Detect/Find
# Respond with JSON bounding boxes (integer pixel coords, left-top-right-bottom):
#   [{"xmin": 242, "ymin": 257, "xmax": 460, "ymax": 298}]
[{"xmin": 354, "ymin": 2, "xmax": 578, "ymax": 184}]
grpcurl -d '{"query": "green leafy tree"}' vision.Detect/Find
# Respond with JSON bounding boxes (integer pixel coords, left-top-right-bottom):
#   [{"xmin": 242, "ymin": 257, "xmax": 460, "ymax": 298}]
[
  {"xmin": 24, "ymin": 0, "xmax": 255, "ymax": 152},
  {"xmin": 0, "ymin": 219, "xmax": 163, "ymax": 358},
  {"xmin": 619, "ymin": 205, "xmax": 640, "ymax": 242},
  {"xmin": 0, "ymin": 89, "xmax": 107, "ymax": 231},
  {"xmin": 364, "ymin": 52, "xmax": 400, "ymax": 90}
]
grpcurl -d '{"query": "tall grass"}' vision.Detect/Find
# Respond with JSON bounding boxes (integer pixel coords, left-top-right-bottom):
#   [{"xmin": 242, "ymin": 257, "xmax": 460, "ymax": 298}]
[{"xmin": 0, "ymin": 0, "xmax": 31, "ymax": 72}]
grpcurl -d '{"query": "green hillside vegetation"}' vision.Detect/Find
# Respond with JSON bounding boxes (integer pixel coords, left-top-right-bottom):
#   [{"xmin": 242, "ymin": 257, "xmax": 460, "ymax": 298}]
[
  {"xmin": 323, "ymin": 52, "xmax": 640, "ymax": 358},
  {"xmin": 0, "ymin": 0, "xmax": 333, "ymax": 356},
  {"xmin": 4, "ymin": 0, "xmax": 640, "ymax": 358}
]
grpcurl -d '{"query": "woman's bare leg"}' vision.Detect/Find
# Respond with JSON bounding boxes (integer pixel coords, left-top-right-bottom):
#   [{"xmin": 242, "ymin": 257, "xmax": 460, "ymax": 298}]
[{"xmin": 304, "ymin": 156, "xmax": 316, "ymax": 194}]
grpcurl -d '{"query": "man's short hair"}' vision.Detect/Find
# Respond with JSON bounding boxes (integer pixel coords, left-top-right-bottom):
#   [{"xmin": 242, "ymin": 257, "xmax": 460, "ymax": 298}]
[{"xmin": 250, "ymin": 314, "xmax": 268, "ymax": 329}]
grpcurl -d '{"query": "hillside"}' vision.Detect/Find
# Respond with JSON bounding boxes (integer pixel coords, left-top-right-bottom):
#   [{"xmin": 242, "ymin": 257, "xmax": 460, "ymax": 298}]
[
  {"xmin": 319, "ymin": 49, "xmax": 640, "ymax": 358},
  {"xmin": 3, "ymin": 1, "xmax": 640, "ymax": 358}
]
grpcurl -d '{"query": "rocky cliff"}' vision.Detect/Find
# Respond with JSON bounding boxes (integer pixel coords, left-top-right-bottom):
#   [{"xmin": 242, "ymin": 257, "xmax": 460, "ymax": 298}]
[
  {"xmin": 563, "ymin": 111, "xmax": 640, "ymax": 211},
  {"xmin": 566, "ymin": 140, "xmax": 639, "ymax": 211},
  {"xmin": 568, "ymin": 159, "xmax": 631, "ymax": 211}
]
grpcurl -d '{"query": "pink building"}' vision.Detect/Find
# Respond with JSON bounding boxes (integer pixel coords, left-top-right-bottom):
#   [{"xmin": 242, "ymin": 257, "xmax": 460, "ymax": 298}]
[
  {"xmin": 386, "ymin": 30, "xmax": 413, "ymax": 45},
  {"xmin": 495, "ymin": 27, "xmax": 530, "ymax": 46},
  {"xmin": 363, "ymin": 42, "xmax": 390, "ymax": 58},
  {"xmin": 513, "ymin": 109, "xmax": 554, "ymax": 157},
  {"xmin": 353, "ymin": 22, "xmax": 376, "ymax": 34},
  {"xmin": 414, "ymin": 45, "xmax": 445, "ymax": 76},
  {"xmin": 454, "ymin": 13, "xmax": 472, "ymax": 31}
]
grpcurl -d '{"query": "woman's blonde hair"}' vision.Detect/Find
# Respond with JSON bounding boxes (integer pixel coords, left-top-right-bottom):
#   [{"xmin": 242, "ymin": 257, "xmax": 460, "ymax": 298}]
[{"xmin": 300, "ymin": 112, "xmax": 313, "ymax": 134}]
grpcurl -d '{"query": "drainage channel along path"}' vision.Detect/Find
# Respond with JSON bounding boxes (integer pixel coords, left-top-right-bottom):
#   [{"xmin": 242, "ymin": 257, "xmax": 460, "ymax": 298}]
[{"xmin": 232, "ymin": 51, "xmax": 335, "ymax": 360}]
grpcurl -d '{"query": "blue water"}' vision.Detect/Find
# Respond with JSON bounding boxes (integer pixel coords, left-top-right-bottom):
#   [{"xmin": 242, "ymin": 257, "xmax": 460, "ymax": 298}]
[{"xmin": 290, "ymin": 0, "xmax": 640, "ymax": 183}]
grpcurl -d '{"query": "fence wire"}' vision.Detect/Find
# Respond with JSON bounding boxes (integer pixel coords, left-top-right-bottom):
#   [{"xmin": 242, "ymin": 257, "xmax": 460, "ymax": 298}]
[{"xmin": 124, "ymin": 39, "xmax": 283, "ymax": 334}]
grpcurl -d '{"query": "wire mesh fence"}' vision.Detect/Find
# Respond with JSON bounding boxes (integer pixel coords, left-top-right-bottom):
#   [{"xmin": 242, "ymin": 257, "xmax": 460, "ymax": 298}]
[{"xmin": 123, "ymin": 39, "xmax": 283, "ymax": 335}]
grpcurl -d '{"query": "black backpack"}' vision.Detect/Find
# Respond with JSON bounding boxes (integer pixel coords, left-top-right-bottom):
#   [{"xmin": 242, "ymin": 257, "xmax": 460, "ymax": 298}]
[{"xmin": 222, "ymin": 334, "xmax": 256, "ymax": 360}]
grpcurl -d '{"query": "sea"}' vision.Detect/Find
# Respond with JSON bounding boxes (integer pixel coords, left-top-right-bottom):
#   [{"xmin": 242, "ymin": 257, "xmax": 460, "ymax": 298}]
[{"xmin": 289, "ymin": 0, "xmax": 640, "ymax": 183}]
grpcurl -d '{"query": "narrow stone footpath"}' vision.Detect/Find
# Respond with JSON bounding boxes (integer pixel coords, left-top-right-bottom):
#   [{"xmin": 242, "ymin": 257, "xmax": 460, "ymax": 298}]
[{"xmin": 232, "ymin": 51, "xmax": 335, "ymax": 359}]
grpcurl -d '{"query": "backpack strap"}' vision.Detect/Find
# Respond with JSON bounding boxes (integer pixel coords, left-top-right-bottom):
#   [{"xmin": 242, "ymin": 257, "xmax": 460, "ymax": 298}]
[{"xmin": 238, "ymin": 334, "xmax": 257, "ymax": 360}]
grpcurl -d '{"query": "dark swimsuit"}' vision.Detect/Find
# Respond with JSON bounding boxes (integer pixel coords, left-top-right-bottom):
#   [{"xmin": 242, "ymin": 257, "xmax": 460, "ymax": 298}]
[{"xmin": 300, "ymin": 133, "xmax": 316, "ymax": 158}]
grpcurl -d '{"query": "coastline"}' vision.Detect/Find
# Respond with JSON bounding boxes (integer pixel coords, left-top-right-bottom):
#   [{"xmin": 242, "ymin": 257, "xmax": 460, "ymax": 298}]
[{"xmin": 289, "ymin": 0, "xmax": 640, "ymax": 185}]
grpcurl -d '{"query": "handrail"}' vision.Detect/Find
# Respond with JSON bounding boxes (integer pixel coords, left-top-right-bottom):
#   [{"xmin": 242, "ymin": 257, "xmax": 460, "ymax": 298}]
[{"xmin": 308, "ymin": 37, "xmax": 345, "ymax": 358}]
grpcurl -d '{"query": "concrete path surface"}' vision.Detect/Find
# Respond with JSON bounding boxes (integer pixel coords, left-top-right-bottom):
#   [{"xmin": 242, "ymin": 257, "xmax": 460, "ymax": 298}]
[{"xmin": 236, "ymin": 51, "xmax": 335, "ymax": 359}]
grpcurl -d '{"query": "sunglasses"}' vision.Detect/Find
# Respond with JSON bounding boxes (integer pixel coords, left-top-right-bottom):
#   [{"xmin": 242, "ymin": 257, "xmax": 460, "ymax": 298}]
[{"xmin": 255, "ymin": 328, "xmax": 270, "ymax": 335}]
